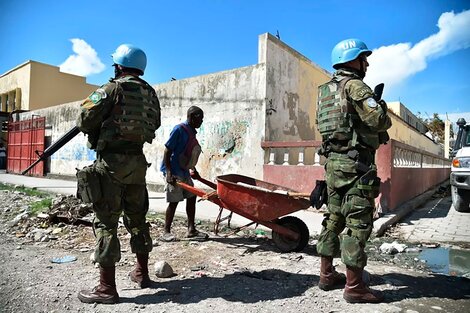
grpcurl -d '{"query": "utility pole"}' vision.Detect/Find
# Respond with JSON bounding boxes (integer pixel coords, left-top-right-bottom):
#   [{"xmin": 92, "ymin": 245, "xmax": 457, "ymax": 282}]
[{"xmin": 444, "ymin": 118, "xmax": 451, "ymax": 159}]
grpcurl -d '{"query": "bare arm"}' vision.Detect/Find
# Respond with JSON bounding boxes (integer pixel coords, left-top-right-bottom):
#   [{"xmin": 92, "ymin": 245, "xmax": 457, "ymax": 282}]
[{"xmin": 163, "ymin": 146, "xmax": 175, "ymax": 184}]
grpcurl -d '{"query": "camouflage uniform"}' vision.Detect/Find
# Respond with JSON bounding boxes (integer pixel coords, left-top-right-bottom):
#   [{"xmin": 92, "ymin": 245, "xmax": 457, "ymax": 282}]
[
  {"xmin": 316, "ymin": 69, "xmax": 391, "ymax": 268},
  {"xmin": 77, "ymin": 75, "xmax": 161, "ymax": 267}
]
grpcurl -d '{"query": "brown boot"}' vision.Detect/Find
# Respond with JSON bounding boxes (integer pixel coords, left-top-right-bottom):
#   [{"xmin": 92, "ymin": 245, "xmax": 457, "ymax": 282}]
[
  {"xmin": 343, "ymin": 266, "xmax": 384, "ymax": 303},
  {"xmin": 78, "ymin": 266, "xmax": 119, "ymax": 304},
  {"xmin": 130, "ymin": 253, "xmax": 152, "ymax": 288},
  {"xmin": 318, "ymin": 256, "xmax": 346, "ymax": 291}
]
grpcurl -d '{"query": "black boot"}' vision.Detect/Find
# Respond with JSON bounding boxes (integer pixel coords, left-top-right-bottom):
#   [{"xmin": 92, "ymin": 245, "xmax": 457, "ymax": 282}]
[
  {"xmin": 78, "ymin": 265, "xmax": 119, "ymax": 304},
  {"xmin": 343, "ymin": 266, "xmax": 384, "ymax": 303},
  {"xmin": 130, "ymin": 253, "xmax": 152, "ymax": 288},
  {"xmin": 318, "ymin": 256, "xmax": 346, "ymax": 291}
]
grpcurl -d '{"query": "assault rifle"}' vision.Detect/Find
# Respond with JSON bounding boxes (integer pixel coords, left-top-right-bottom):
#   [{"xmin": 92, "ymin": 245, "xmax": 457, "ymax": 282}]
[
  {"xmin": 22, "ymin": 126, "xmax": 80, "ymax": 175},
  {"xmin": 374, "ymin": 83, "xmax": 390, "ymax": 145}
]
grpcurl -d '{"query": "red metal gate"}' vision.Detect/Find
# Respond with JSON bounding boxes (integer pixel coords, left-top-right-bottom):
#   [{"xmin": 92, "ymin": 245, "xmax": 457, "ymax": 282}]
[{"xmin": 7, "ymin": 116, "xmax": 46, "ymax": 176}]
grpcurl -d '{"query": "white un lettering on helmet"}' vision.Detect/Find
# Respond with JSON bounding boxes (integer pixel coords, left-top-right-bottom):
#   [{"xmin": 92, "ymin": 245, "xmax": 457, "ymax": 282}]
[{"xmin": 342, "ymin": 40, "xmax": 357, "ymax": 50}]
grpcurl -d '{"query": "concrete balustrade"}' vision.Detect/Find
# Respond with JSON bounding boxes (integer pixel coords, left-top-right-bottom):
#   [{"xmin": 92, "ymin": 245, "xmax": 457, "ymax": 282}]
[{"xmin": 261, "ymin": 139, "xmax": 450, "ymax": 213}]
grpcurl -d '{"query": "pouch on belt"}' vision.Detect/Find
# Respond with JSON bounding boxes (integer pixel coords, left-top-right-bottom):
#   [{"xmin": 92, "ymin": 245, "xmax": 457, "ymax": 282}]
[
  {"xmin": 76, "ymin": 165, "xmax": 103, "ymax": 204},
  {"xmin": 357, "ymin": 169, "xmax": 381, "ymax": 199}
]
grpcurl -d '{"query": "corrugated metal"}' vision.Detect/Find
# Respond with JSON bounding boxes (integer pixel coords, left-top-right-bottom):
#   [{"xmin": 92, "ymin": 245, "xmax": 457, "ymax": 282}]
[{"xmin": 7, "ymin": 116, "xmax": 45, "ymax": 176}]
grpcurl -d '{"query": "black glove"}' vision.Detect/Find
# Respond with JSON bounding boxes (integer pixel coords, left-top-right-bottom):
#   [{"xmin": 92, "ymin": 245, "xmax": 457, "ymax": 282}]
[
  {"xmin": 378, "ymin": 131, "xmax": 390, "ymax": 144},
  {"xmin": 310, "ymin": 180, "xmax": 328, "ymax": 209},
  {"xmin": 378, "ymin": 99, "xmax": 388, "ymax": 113}
]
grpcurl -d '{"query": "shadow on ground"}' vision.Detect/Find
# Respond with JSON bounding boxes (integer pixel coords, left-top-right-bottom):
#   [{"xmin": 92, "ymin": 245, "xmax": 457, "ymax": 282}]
[
  {"xmin": 206, "ymin": 236, "xmax": 318, "ymax": 255},
  {"xmin": 120, "ymin": 269, "xmax": 317, "ymax": 305},
  {"xmin": 377, "ymin": 272, "xmax": 470, "ymax": 303}
]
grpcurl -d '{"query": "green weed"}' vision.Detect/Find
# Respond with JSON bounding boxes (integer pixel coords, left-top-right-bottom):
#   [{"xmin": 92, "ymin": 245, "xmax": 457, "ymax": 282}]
[
  {"xmin": 0, "ymin": 183, "xmax": 51, "ymax": 198},
  {"xmin": 29, "ymin": 198, "xmax": 53, "ymax": 215}
]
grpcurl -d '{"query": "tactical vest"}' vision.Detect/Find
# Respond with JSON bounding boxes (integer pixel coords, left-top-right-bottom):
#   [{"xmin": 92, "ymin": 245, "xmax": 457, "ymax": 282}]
[
  {"xmin": 317, "ymin": 76, "xmax": 382, "ymax": 153},
  {"xmin": 317, "ymin": 76, "xmax": 358, "ymax": 153},
  {"xmin": 101, "ymin": 76, "xmax": 161, "ymax": 145}
]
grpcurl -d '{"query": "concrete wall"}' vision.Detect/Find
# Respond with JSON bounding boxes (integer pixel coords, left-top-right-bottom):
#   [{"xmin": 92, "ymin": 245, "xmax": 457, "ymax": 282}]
[
  {"xmin": 376, "ymin": 139, "xmax": 451, "ymax": 212},
  {"xmin": 148, "ymin": 64, "xmax": 267, "ymax": 184},
  {"xmin": 262, "ymin": 139, "xmax": 450, "ymax": 213},
  {"xmin": 15, "ymin": 33, "xmax": 446, "ymax": 200},
  {"xmin": 387, "ymin": 110, "xmax": 442, "ymax": 156},
  {"xmin": 261, "ymin": 33, "xmax": 331, "ymax": 143},
  {"xmin": 19, "ymin": 64, "xmax": 268, "ymax": 186},
  {"xmin": 388, "ymin": 101, "xmax": 428, "ymax": 134},
  {"xmin": 0, "ymin": 61, "xmax": 98, "ymax": 111}
]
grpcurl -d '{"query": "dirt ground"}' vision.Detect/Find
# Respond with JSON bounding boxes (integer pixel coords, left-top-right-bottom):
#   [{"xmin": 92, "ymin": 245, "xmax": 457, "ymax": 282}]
[{"xmin": 0, "ymin": 185, "xmax": 469, "ymax": 313}]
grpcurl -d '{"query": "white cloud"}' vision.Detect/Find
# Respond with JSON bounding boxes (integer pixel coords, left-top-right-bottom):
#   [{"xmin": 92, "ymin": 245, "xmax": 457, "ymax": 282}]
[
  {"xmin": 59, "ymin": 39, "xmax": 105, "ymax": 77},
  {"xmin": 365, "ymin": 10, "xmax": 470, "ymax": 97}
]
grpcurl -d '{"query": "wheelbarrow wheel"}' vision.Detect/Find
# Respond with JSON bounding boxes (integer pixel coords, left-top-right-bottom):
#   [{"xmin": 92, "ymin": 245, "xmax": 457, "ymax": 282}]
[{"xmin": 272, "ymin": 216, "xmax": 309, "ymax": 252}]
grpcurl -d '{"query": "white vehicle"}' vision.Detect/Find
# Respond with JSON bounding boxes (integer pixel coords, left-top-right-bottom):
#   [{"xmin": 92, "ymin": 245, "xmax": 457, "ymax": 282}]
[{"xmin": 450, "ymin": 118, "xmax": 470, "ymax": 212}]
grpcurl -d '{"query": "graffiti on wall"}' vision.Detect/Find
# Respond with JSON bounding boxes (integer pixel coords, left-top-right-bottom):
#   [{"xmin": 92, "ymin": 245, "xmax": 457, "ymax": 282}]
[
  {"xmin": 51, "ymin": 142, "xmax": 96, "ymax": 161},
  {"xmin": 196, "ymin": 120, "xmax": 250, "ymax": 177}
]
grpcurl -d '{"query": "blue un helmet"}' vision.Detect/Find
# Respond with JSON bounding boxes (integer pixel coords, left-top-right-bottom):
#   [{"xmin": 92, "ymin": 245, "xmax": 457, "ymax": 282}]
[
  {"xmin": 331, "ymin": 39, "xmax": 372, "ymax": 69},
  {"xmin": 112, "ymin": 44, "xmax": 147, "ymax": 74}
]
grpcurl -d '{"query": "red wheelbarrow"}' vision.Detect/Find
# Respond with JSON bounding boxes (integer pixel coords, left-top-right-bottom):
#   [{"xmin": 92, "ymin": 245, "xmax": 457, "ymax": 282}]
[{"xmin": 177, "ymin": 174, "xmax": 312, "ymax": 252}]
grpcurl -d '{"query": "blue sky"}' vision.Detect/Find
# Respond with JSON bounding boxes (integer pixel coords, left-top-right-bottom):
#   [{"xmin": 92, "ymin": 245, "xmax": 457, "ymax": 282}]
[{"xmin": 1, "ymin": 0, "xmax": 469, "ymax": 119}]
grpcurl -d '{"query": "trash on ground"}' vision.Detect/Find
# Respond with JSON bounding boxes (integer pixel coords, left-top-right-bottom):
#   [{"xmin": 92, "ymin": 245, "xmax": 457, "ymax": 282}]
[
  {"xmin": 379, "ymin": 241, "xmax": 407, "ymax": 254},
  {"xmin": 50, "ymin": 255, "xmax": 77, "ymax": 264}
]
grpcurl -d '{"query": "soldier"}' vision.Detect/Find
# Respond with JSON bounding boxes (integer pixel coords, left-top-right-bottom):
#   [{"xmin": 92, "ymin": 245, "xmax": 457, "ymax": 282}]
[
  {"xmin": 76, "ymin": 44, "xmax": 161, "ymax": 304},
  {"xmin": 316, "ymin": 38, "xmax": 392, "ymax": 303}
]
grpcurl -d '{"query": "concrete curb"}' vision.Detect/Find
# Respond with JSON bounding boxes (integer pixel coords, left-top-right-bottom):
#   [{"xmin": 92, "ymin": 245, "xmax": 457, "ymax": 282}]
[{"xmin": 373, "ymin": 180, "xmax": 450, "ymax": 237}]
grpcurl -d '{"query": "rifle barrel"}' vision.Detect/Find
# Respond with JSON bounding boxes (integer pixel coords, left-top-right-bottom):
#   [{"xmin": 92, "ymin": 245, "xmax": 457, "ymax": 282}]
[{"xmin": 21, "ymin": 126, "xmax": 80, "ymax": 175}]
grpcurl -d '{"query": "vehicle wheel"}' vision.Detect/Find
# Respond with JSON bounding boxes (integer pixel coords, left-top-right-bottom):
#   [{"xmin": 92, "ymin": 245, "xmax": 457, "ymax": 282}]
[
  {"xmin": 272, "ymin": 216, "xmax": 310, "ymax": 252},
  {"xmin": 451, "ymin": 186, "xmax": 470, "ymax": 212}
]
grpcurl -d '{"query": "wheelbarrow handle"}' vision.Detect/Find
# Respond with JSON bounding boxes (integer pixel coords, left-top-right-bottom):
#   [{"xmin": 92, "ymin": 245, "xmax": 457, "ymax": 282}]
[
  {"xmin": 271, "ymin": 190, "xmax": 310, "ymax": 198},
  {"xmin": 286, "ymin": 192, "xmax": 311, "ymax": 198},
  {"xmin": 190, "ymin": 172, "xmax": 217, "ymax": 190}
]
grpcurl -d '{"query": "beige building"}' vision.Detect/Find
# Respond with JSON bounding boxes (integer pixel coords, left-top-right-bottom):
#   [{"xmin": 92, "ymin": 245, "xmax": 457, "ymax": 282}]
[
  {"xmin": 0, "ymin": 60, "xmax": 98, "ymax": 112},
  {"xmin": 388, "ymin": 101, "xmax": 428, "ymax": 134},
  {"xmin": 387, "ymin": 101, "xmax": 442, "ymax": 155}
]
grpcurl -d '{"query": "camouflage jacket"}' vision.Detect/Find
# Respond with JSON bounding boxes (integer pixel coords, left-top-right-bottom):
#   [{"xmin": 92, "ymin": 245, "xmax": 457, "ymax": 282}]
[{"xmin": 77, "ymin": 75, "xmax": 161, "ymax": 152}]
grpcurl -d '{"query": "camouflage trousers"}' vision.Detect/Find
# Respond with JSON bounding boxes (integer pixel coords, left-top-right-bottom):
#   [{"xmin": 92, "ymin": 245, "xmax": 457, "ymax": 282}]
[
  {"xmin": 91, "ymin": 153, "xmax": 153, "ymax": 267},
  {"xmin": 316, "ymin": 152, "xmax": 377, "ymax": 268}
]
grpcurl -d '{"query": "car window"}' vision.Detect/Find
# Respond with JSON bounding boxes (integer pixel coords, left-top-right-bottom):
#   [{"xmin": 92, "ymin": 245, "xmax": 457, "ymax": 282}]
[{"xmin": 464, "ymin": 128, "xmax": 470, "ymax": 146}]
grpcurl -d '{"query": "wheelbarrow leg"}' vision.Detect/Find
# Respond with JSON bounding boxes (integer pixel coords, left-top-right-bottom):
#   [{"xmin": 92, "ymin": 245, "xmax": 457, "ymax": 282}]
[{"xmin": 214, "ymin": 207, "xmax": 234, "ymax": 235}]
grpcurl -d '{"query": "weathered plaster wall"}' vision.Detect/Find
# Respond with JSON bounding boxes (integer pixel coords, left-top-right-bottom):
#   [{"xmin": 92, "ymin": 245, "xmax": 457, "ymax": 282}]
[
  {"xmin": 20, "ymin": 63, "xmax": 267, "ymax": 186},
  {"xmin": 260, "ymin": 33, "xmax": 331, "ymax": 142},
  {"xmin": 147, "ymin": 64, "xmax": 267, "ymax": 184}
]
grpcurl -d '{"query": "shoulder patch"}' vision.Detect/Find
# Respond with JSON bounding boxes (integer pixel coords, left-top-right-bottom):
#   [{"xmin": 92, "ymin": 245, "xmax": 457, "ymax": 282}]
[
  {"xmin": 366, "ymin": 98, "xmax": 378, "ymax": 108},
  {"xmin": 89, "ymin": 88, "xmax": 107, "ymax": 104},
  {"xmin": 81, "ymin": 98, "xmax": 96, "ymax": 110},
  {"xmin": 357, "ymin": 88, "xmax": 369, "ymax": 98}
]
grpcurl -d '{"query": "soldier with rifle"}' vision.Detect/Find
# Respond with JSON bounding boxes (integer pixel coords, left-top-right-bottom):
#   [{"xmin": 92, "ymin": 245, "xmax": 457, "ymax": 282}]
[
  {"xmin": 75, "ymin": 44, "xmax": 161, "ymax": 304},
  {"xmin": 315, "ymin": 38, "xmax": 391, "ymax": 303}
]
